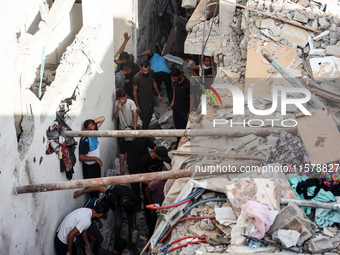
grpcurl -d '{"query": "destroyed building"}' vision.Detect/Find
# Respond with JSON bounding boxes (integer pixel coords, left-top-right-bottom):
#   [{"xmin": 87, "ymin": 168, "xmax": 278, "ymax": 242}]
[{"xmin": 1, "ymin": 0, "xmax": 340, "ymax": 254}]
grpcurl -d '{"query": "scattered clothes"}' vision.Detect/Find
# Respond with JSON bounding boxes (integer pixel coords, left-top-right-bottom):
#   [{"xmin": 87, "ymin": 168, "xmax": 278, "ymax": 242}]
[
  {"xmin": 267, "ymin": 133, "xmax": 340, "ymax": 186},
  {"xmin": 241, "ymin": 201, "xmax": 270, "ymax": 239},
  {"xmin": 315, "ymin": 208, "xmax": 340, "ymax": 228},
  {"xmin": 231, "ymin": 201, "xmax": 269, "ymax": 246},
  {"xmin": 287, "ymin": 173, "xmax": 336, "ymax": 215},
  {"xmin": 226, "ymin": 176, "xmax": 297, "ymax": 217},
  {"xmin": 46, "ymin": 113, "xmax": 77, "ymax": 180},
  {"xmin": 266, "ymin": 131, "xmax": 311, "ymax": 176},
  {"xmin": 319, "ymin": 161, "xmax": 340, "ymax": 187}
]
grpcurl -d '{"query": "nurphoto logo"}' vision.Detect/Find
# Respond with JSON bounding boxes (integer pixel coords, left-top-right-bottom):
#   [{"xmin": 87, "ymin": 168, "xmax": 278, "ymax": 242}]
[{"xmin": 200, "ymin": 84, "xmax": 312, "ymax": 128}]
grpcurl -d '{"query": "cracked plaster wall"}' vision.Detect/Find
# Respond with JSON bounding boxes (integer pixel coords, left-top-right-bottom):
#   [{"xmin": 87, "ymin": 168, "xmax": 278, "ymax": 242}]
[{"xmin": 0, "ymin": 0, "xmax": 116, "ymax": 254}]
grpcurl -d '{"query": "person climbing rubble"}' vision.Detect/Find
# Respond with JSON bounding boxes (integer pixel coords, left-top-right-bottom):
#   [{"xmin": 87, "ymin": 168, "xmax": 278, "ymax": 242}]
[
  {"xmin": 54, "ymin": 201, "xmax": 110, "ymax": 255},
  {"xmin": 74, "ymin": 185, "xmax": 141, "ymax": 246},
  {"xmin": 114, "ymin": 32, "xmax": 131, "ymax": 73},
  {"xmin": 137, "ymin": 49, "xmax": 173, "ymax": 105},
  {"xmin": 79, "ymin": 116, "xmax": 105, "ymax": 199},
  {"xmin": 133, "ymin": 60, "xmax": 163, "ymax": 129}
]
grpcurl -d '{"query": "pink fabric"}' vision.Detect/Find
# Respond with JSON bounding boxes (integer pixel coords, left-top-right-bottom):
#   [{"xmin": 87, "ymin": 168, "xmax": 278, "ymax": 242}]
[{"xmin": 241, "ymin": 201, "xmax": 269, "ymax": 239}]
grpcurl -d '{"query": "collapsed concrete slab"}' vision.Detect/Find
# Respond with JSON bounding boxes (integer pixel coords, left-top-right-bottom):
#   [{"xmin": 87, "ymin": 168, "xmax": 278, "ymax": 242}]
[{"xmin": 309, "ymin": 56, "xmax": 340, "ymax": 81}]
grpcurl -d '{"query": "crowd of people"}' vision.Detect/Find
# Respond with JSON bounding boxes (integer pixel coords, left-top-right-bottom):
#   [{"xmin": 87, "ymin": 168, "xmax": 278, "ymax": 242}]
[{"xmin": 54, "ymin": 31, "xmax": 214, "ymax": 255}]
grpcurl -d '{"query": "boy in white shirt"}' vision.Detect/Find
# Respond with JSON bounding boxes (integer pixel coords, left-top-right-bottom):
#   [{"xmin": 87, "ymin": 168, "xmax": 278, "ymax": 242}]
[{"xmin": 114, "ymin": 89, "xmax": 137, "ymax": 130}]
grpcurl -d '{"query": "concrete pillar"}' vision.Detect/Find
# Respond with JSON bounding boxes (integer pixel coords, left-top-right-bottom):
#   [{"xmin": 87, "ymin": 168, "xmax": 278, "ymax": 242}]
[{"xmin": 219, "ymin": 0, "xmax": 235, "ymax": 34}]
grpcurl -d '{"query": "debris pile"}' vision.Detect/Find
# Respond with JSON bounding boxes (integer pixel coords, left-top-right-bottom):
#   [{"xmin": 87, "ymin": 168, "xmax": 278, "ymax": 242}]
[{"xmin": 148, "ymin": 0, "xmax": 340, "ymax": 254}]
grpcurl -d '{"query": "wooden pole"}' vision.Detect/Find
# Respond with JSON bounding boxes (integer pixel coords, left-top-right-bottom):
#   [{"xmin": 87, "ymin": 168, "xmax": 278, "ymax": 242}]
[
  {"xmin": 16, "ymin": 169, "xmax": 191, "ymax": 194},
  {"xmin": 140, "ymin": 238, "xmax": 152, "ymax": 255},
  {"xmin": 64, "ymin": 127, "xmax": 297, "ymax": 138},
  {"xmin": 281, "ymin": 198, "xmax": 340, "ymax": 211},
  {"xmin": 170, "ymin": 151, "xmax": 265, "ymax": 161},
  {"xmin": 17, "ymin": 160, "xmax": 266, "ymax": 194},
  {"xmin": 221, "ymin": 0, "xmax": 321, "ymax": 34}
]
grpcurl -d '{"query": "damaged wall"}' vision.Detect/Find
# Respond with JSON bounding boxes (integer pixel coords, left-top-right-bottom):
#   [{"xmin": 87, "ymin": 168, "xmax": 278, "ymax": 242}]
[
  {"xmin": 0, "ymin": 0, "xmax": 116, "ymax": 254},
  {"xmin": 113, "ymin": 0, "xmax": 138, "ymax": 57}
]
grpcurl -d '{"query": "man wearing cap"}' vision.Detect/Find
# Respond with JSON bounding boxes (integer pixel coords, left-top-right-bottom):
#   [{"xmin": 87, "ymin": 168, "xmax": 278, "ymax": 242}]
[
  {"xmin": 119, "ymin": 126, "xmax": 156, "ymax": 197},
  {"xmin": 139, "ymin": 146, "xmax": 171, "ymax": 238},
  {"xmin": 139, "ymin": 146, "xmax": 171, "ymax": 174}
]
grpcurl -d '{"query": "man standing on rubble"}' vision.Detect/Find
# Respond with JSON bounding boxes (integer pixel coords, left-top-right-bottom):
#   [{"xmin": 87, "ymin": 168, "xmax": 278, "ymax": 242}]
[
  {"xmin": 170, "ymin": 68, "xmax": 194, "ymax": 146},
  {"xmin": 54, "ymin": 201, "xmax": 109, "ymax": 255},
  {"xmin": 119, "ymin": 126, "xmax": 157, "ymax": 196},
  {"xmin": 133, "ymin": 60, "xmax": 163, "ymax": 129},
  {"xmin": 74, "ymin": 185, "xmax": 141, "ymax": 244},
  {"xmin": 137, "ymin": 49, "xmax": 173, "ymax": 105},
  {"xmin": 114, "ymin": 89, "xmax": 138, "ymax": 130},
  {"xmin": 79, "ymin": 116, "xmax": 105, "ymax": 198}
]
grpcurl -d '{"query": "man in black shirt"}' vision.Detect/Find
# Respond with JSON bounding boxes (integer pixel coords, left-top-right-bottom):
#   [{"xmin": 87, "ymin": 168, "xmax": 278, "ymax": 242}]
[
  {"xmin": 133, "ymin": 60, "xmax": 163, "ymax": 129},
  {"xmin": 139, "ymin": 146, "xmax": 171, "ymax": 239},
  {"xmin": 170, "ymin": 68, "xmax": 194, "ymax": 145},
  {"xmin": 140, "ymin": 146, "xmax": 171, "ymax": 174},
  {"xmin": 119, "ymin": 126, "xmax": 157, "ymax": 196},
  {"xmin": 74, "ymin": 185, "xmax": 141, "ymax": 243}
]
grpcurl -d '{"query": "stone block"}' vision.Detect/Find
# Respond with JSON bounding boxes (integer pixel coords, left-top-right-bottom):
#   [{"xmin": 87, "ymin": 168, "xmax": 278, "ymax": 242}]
[
  {"xmin": 268, "ymin": 202, "xmax": 317, "ymax": 245},
  {"xmin": 261, "ymin": 18, "xmax": 275, "ymax": 29},
  {"xmin": 293, "ymin": 10, "xmax": 308, "ymax": 23},
  {"xmin": 281, "ymin": 24, "xmax": 309, "ymax": 48},
  {"xmin": 330, "ymin": 31, "xmax": 338, "ymax": 40},
  {"xmin": 331, "ymin": 235, "xmax": 340, "ymax": 248},
  {"xmin": 272, "ymin": 229, "xmax": 300, "ymax": 247},
  {"xmin": 323, "ymin": 227, "xmax": 338, "ymax": 237},
  {"xmin": 182, "ymin": 0, "xmax": 197, "ymax": 9},
  {"xmin": 319, "ymin": 16, "xmax": 330, "ymax": 27},
  {"xmin": 330, "ymin": 38, "xmax": 338, "ymax": 45},
  {"xmin": 307, "ymin": 236, "xmax": 334, "ymax": 253}
]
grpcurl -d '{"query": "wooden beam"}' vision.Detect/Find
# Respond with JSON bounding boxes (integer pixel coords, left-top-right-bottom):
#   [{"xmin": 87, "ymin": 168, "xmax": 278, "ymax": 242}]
[
  {"xmin": 64, "ymin": 127, "xmax": 298, "ymax": 138},
  {"xmin": 17, "ymin": 169, "xmax": 191, "ymax": 194}
]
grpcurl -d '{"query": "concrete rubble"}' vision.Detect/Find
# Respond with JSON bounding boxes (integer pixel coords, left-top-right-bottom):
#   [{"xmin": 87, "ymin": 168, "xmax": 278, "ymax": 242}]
[{"xmin": 147, "ymin": 0, "xmax": 340, "ymax": 254}]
